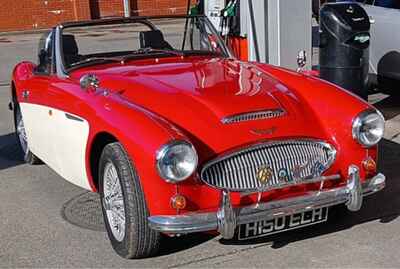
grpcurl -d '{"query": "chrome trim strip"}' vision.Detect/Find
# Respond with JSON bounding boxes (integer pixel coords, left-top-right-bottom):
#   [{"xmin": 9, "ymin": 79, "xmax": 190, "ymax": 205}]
[
  {"xmin": 148, "ymin": 172, "xmax": 385, "ymax": 236},
  {"xmin": 200, "ymin": 139, "xmax": 337, "ymax": 192},
  {"xmin": 65, "ymin": 113, "xmax": 84, "ymax": 122},
  {"xmin": 55, "ymin": 26, "xmax": 69, "ymax": 78},
  {"xmin": 221, "ymin": 109, "xmax": 285, "ymax": 124}
]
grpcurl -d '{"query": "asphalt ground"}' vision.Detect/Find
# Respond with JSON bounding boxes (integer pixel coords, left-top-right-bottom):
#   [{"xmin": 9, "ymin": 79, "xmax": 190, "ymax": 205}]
[{"xmin": 1, "ymin": 28, "xmax": 400, "ymax": 268}]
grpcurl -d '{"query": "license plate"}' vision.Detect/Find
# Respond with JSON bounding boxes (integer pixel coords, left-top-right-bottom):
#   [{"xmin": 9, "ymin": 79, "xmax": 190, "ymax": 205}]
[{"xmin": 238, "ymin": 207, "xmax": 329, "ymax": 240}]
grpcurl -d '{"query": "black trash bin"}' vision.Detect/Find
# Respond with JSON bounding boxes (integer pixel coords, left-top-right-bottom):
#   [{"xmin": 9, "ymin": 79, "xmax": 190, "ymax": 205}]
[{"xmin": 319, "ymin": 3, "xmax": 370, "ymax": 100}]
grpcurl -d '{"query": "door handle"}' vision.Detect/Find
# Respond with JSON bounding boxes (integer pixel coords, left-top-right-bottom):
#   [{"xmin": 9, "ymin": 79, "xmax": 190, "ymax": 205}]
[{"xmin": 22, "ymin": 90, "xmax": 30, "ymax": 100}]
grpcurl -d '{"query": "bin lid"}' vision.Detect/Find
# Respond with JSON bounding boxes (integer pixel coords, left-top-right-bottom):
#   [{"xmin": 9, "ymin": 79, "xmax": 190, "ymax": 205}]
[{"xmin": 320, "ymin": 3, "xmax": 370, "ymax": 33}]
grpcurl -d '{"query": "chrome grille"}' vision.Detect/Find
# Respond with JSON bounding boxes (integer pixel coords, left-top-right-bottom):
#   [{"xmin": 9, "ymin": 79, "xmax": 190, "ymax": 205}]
[
  {"xmin": 200, "ymin": 140, "xmax": 336, "ymax": 192},
  {"xmin": 221, "ymin": 109, "xmax": 285, "ymax": 124}
]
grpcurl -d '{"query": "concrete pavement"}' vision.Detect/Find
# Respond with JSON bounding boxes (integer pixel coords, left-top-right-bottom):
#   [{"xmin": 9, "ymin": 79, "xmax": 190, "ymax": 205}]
[{"xmin": 1, "ymin": 30, "xmax": 400, "ymax": 268}]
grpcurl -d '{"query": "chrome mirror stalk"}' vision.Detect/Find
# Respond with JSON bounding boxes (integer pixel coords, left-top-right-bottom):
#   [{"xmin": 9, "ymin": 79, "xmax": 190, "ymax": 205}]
[{"xmin": 80, "ymin": 74, "xmax": 100, "ymax": 92}]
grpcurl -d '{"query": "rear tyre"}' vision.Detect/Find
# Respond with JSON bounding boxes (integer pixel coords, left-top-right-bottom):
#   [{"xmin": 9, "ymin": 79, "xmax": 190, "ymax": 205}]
[
  {"xmin": 13, "ymin": 103, "xmax": 41, "ymax": 164},
  {"xmin": 99, "ymin": 142, "xmax": 161, "ymax": 259}
]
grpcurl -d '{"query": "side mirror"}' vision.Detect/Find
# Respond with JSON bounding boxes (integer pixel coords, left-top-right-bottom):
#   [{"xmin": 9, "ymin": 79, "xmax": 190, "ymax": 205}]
[{"xmin": 80, "ymin": 74, "xmax": 99, "ymax": 92}]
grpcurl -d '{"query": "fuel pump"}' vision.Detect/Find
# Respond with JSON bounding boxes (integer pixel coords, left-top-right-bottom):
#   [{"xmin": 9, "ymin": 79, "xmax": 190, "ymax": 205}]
[
  {"xmin": 220, "ymin": 0, "xmax": 237, "ymax": 38},
  {"xmin": 199, "ymin": 0, "xmax": 312, "ymax": 71},
  {"xmin": 203, "ymin": 0, "xmax": 226, "ymax": 30},
  {"xmin": 219, "ymin": 0, "xmax": 249, "ymax": 60}
]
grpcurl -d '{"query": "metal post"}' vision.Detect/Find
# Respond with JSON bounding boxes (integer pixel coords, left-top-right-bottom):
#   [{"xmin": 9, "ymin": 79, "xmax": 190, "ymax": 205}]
[
  {"xmin": 247, "ymin": 0, "xmax": 267, "ymax": 63},
  {"xmin": 123, "ymin": 0, "xmax": 131, "ymax": 17},
  {"xmin": 244, "ymin": 0, "xmax": 312, "ymax": 70}
]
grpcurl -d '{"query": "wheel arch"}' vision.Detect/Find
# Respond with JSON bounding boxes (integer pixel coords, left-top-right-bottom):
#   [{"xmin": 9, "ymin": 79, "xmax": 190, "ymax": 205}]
[
  {"xmin": 84, "ymin": 102, "xmax": 189, "ymax": 215},
  {"xmin": 88, "ymin": 131, "xmax": 119, "ymax": 192},
  {"xmin": 11, "ymin": 81, "xmax": 17, "ymax": 102}
]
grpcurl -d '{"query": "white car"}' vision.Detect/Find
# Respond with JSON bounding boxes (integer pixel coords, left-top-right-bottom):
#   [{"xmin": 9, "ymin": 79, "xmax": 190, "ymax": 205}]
[{"xmin": 362, "ymin": 2, "xmax": 400, "ymax": 93}]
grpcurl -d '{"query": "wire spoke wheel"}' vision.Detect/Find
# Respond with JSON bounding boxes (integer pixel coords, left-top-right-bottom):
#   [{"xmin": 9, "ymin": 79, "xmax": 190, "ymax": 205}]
[
  {"xmin": 16, "ymin": 108, "xmax": 28, "ymax": 156},
  {"xmin": 103, "ymin": 162, "xmax": 126, "ymax": 242},
  {"xmin": 13, "ymin": 103, "xmax": 41, "ymax": 165},
  {"xmin": 99, "ymin": 142, "xmax": 160, "ymax": 258}
]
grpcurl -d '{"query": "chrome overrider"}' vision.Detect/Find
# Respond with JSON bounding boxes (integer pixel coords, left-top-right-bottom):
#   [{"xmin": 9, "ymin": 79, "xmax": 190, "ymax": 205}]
[{"xmin": 148, "ymin": 165, "xmax": 385, "ymax": 239}]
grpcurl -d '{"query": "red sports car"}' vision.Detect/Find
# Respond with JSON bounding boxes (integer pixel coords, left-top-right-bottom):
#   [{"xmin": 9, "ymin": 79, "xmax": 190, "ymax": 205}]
[{"xmin": 10, "ymin": 15, "xmax": 385, "ymax": 259}]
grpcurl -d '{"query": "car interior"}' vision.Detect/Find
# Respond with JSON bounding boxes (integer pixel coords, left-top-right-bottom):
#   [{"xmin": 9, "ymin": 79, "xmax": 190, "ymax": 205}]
[
  {"xmin": 61, "ymin": 28, "xmax": 175, "ymax": 69},
  {"xmin": 62, "ymin": 34, "xmax": 83, "ymax": 67},
  {"xmin": 139, "ymin": 30, "xmax": 174, "ymax": 50}
]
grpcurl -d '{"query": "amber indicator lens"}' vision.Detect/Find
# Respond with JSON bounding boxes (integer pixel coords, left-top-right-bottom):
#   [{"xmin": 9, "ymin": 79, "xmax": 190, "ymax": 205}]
[
  {"xmin": 171, "ymin": 195, "xmax": 187, "ymax": 210},
  {"xmin": 363, "ymin": 157, "xmax": 377, "ymax": 176}
]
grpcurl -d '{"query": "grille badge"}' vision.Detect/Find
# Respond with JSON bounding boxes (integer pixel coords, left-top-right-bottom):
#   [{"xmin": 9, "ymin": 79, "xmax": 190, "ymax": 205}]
[{"xmin": 256, "ymin": 166, "xmax": 273, "ymax": 185}]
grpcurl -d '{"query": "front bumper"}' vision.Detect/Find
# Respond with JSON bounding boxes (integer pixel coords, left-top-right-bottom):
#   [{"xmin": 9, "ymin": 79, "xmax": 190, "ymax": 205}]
[{"xmin": 148, "ymin": 165, "xmax": 385, "ymax": 239}]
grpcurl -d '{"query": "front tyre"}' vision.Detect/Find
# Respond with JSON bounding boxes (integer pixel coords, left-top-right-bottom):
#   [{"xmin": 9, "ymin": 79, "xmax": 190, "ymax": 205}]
[
  {"xmin": 99, "ymin": 142, "xmax": 161, "ymax": 259},
  {"xmin": 13, "ymin": 103, "xmax": 41, "ymax": 164}
]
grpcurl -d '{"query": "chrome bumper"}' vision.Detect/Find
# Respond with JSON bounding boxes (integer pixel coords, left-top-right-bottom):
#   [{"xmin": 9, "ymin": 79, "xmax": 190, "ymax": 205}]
[{"xmin": 148, "ymin": 166, "xmax": 385, "ymax": 239}]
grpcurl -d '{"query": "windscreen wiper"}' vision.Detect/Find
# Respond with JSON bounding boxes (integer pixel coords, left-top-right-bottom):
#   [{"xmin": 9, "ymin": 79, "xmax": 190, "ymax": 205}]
[
  {"xmin": 136, "ymin": 48, "xmax": 185, "ymax": 57},
  {"xmin": 69, "ymin": 57, "xmax": 123, "ymax": 67},
  {"xmin": 116, "ymin": 48, "xmax": 186, "ymax": 62},
  {"xmin": 134, "ymin": 48, "xmax": 219, "ymax": 58}
]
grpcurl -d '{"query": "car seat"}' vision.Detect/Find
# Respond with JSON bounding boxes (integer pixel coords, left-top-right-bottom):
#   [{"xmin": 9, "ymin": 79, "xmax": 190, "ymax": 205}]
[
  {"xmin": 62, "ymin": 34, "xmax": 82, "ymax": 67},
  {"xmin": 139, "ymin": 30, "xmax": 173, "ymax": 50}
]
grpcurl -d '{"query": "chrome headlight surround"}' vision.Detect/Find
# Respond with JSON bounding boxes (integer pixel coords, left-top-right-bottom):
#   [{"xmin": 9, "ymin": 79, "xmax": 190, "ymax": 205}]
[
  {"xmin": 156, "ymin": 140, "xmax": 198, "ymax": 183},
  {"xmin": 352, "ymin": 109, "xmax": 385, "ymax": 147}
]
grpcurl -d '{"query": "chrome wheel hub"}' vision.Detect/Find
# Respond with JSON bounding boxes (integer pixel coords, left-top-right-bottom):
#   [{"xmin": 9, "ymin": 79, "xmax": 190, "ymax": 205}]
[
  {"xmin": 16, "ymin": 110, "xmax": 28, "ymax": 155},
  {"xmin": 103, "ymin": 162, "xmax": 126, "ymax": 242}
]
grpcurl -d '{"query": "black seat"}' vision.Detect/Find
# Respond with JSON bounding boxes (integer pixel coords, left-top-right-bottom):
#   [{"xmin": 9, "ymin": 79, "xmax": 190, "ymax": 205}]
[
  {"xmin": 139, "ymin": 30, "xmax": 173, "ymax": 50},
  {"xmin": 62, "ymin": 34, "xmax": 81, "ymax": 67}
]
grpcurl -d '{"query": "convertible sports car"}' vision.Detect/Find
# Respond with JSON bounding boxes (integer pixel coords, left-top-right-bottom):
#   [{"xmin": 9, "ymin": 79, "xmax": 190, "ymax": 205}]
[{"xmin": 10, "ymin": 15, "xmax": 386, "ymax": 259}]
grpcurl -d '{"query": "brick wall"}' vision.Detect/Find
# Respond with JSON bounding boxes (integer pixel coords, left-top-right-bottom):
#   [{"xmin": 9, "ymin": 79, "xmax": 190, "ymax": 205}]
[
  {"xmin": 0, "ymin": 0, "xmax": 195, "ymax": 32},
  {"xmin": 90, "ymin": 0, "xmax": 124, "ymax": 18},
  {"xmin": 0, "ymin": 0, "xmax": 91, "ymax": 32},
  {"xmin": 134, "ymin": 0, "xmax": 193, "ymax": 16}
]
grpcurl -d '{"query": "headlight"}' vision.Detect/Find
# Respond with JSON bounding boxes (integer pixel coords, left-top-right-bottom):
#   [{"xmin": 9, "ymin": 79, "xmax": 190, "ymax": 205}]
[
  {"xmin": 156, "ymin": 141, "xmax": 198, "ymax": 183},
  {"xmin": 352, "ymin": 110, "xmax": 385, "ymax": 147}
]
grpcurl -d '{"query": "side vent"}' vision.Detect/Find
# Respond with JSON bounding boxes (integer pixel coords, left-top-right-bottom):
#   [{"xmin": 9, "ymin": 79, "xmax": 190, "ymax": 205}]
[{"xmin": 221, "ymin": 109, "xmax": 285, "ymax": 124}]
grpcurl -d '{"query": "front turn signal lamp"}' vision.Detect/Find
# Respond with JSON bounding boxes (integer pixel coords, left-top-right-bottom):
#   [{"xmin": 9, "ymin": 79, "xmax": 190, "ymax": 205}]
[{"xmin": 363, "ymin": 157, "xmax": 377, "ymax": 177}]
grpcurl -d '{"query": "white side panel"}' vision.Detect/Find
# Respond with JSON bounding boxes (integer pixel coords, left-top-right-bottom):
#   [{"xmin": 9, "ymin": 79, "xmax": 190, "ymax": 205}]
[
  {"xmin": 20, "ymin": 103, "xmax": 56, "ymax": 167},
  {"xmin": 20, "ymin": 103, "xmax": 91, "ymax": 190}
]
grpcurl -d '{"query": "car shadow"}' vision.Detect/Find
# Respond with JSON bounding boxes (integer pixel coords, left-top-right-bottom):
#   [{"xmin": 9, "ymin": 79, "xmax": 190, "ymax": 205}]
[
  {"xmin": 157, "ymin": 233, "xmax": 216, "ymax": 257},
  {"xmin": 219, "ymin": 139, "xmax": 400, "ymax": 248},
  {"xmin": 0, "ymin": 133, "xmax": 24, "ymax": 170},
  {"xmin": 373, "ymin": 94, "xmax": 400, "ymax": 121}
]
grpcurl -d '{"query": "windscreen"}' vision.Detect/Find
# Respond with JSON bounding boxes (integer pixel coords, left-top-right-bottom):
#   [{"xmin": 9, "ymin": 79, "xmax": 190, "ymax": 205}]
[{"xmin": 61, "ymin": 16, "xmax": 231, "ymax": 70}]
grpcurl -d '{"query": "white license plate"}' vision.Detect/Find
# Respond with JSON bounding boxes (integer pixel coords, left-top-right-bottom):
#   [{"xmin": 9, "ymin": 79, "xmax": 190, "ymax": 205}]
[{"xmin": 238, "ymin": 207, "xmax": 329, "ymax": 240}]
